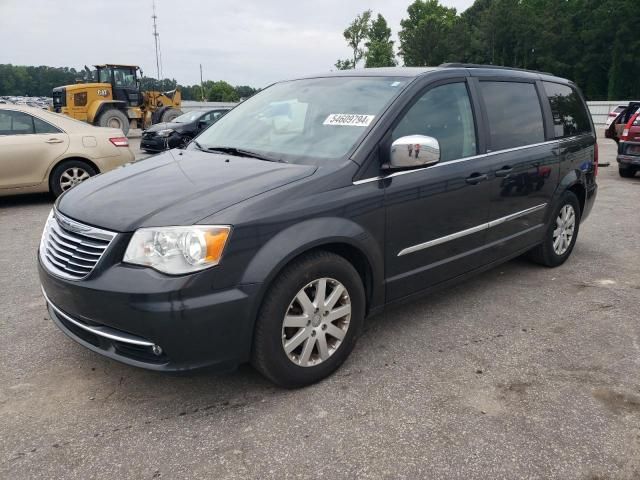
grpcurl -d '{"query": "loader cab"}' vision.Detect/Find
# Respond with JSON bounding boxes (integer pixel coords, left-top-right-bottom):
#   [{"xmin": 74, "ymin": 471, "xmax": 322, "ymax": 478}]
[{"xmin": 95, "ymin": 65, "xmax": 142, "ymax": 107}]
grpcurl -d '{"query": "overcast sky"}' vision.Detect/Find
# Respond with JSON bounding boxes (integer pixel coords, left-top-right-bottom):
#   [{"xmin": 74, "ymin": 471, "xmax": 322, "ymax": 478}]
[{"xmin": 0, "ymin": 0, "xmax": 473, "ymax": 88}]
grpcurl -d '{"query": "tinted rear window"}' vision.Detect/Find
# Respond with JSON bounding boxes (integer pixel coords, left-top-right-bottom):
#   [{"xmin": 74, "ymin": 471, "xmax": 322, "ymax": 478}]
[
  {"xmin": 480, "ymin": 81, "xmax": 545, "ymax": 150},
  {"xmin": 543, "ymin": 82, "xmax": 592, "ymax": 138}
]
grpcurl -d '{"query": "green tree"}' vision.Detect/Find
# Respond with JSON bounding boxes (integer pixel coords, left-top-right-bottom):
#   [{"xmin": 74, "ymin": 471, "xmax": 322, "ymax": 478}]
[
  {"xmin": 205, "ymin": 80, "xmax": 240, "ymax": 102},
  {"xmin": 235, "ymin": 85, "xmax": 258, "ymax": 99},
  {"xmin": 0, "ymin": 64, "xmax": 79, "ymax": 96},
  {"xmin": 139, "ymin": 77, "xmax": 178, "ymax": 92},
  {"xmin": 334, "ymin": 59, "xmax": 355, "ymax": 70},
  {"xmin": 365, "ymin": 14, "xmax": 396, "ymax": 68},
  {"xmin": 339, "ymin": 10, "xmax": 372, "ymax": 68},
  {"xmin": 399, "ymin": 0, "xmax": 459, "ymax": 66}
]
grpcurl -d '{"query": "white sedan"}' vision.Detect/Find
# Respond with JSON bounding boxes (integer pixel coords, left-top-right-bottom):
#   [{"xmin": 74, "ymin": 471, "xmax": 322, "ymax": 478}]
[{"xmin": 0, "ymin": 105, "xmax": 134, "ymax": 197}]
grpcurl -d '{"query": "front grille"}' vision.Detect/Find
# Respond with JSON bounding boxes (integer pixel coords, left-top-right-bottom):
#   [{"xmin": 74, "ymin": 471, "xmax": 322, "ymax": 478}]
[{"xmin": 40, "ymin": 210, "xmax": 116, "ymax": 280}]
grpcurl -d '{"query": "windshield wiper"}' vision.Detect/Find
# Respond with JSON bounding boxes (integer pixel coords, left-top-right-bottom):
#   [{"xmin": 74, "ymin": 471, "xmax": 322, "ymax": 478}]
[
  {"xmin": 205, "ymin": 146, "xmax": 283, "ymax": 162},
  {"xmin": 192, "ymin": 140, "xmax": 206, "ymax": 151}
]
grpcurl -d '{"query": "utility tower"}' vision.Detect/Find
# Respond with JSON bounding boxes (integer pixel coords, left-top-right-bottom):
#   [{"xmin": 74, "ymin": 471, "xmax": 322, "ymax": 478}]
[{"xmin": 152, "ymin": 0, "xmax": 162, "ymax": 80}]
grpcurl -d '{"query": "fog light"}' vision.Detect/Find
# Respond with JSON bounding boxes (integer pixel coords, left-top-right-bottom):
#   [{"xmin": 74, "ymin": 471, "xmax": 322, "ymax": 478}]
[{"xmin": 151, "ymin": 345, "xmax": 163, "ymax": 356}]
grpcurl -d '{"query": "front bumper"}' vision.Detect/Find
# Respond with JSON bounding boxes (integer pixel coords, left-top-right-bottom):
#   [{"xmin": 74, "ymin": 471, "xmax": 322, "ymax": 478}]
[
  {"xmin": 140, "ymin": 133, "xmax": 184, "ymax": 152},
  {"xmin": 39, "ymin": 259, "xmax": 261, "ymax": 372},
  {"xmin": 140, "ymin": 135, "xmax": 169, "ymax": 152}
]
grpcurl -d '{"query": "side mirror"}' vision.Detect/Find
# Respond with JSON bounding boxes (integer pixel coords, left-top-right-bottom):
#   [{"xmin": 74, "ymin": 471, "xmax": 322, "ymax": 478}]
[{"xmin": 389, "ymin": 135, "xmax": 440, "ymax": 169}]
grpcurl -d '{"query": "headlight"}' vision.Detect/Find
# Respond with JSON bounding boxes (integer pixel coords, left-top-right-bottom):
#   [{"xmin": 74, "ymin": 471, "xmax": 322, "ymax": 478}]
[
  {"xmin": 157, "ymin": 128, "xmax": 174, "ymax": 137},
  {"xmin": 123, "ymin": 225, "xmax": 231, "ymax": 274}
]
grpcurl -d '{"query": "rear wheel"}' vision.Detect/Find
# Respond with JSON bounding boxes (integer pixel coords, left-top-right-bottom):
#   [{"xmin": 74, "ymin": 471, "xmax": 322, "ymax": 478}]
[
  {"xmin": 50, "ymin": 160, "xmax": 97, "ymax": 198},
  {"xmin": 527, "ymin": 191, "xmax": 580, "ymax": 267},
  {"xmin": 619, "ymin": 167, "xmax": 636, "ymax": 178},
  {"xmin": 251, "ymin": 251, "xmax": 365, "ymax": 388},
  {"xmin": 97, "ymin": 109, "xmax": 129, "ymax": 136},
  {"xmin": 161, "ymin": 108, "xmax": 182, "ymax": 123}
]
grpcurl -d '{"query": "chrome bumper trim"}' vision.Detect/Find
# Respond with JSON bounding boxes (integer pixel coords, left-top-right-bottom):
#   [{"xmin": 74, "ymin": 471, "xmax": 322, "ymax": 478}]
[{"xmin": 42, "ymin": 287, "xmax": 155, "ymax": 347}]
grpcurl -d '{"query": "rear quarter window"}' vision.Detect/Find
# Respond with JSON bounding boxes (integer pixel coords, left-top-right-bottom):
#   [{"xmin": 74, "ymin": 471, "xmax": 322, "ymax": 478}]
[
  {"xmin": 33, "ymin": 116, "xmax": 62, "ymax": 134},
  {"xmin": 543, "ymin": 82, "xmax": 592, "ymax": 138},
  {"xmin": 480, "ymin": 81, "xmax": 545, "ymax": 151}
]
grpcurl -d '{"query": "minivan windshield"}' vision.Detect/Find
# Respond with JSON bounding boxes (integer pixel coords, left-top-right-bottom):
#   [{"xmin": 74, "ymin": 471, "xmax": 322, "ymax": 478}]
[{"xmin": 192, "ymin": 77, "xmax": 408, "ymax": 162}]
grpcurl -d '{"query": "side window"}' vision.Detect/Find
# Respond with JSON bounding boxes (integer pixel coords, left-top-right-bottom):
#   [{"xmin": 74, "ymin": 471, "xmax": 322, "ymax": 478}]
[
  {"xmin": 0, "ymin": 111, "xmax": 35, "ymax": 135},
  {"xmin": 0, "ymin": 111, "xmax": 12, "ymax": 134},
  {"xmin": 33, "ymin": 116, "xmax": 62, "ymax": 134},
  {"xmin": 392, "ymin": 82, "xmax": 477, "ymax": 162},
  {"xmin": 200, "ymin": 113, "xmax": 212, "ymax": 123},
  {"xmin": 480, "ymin": 81, "xmax": 545, "ymax": 150},
  {"xmin": 543, "ymin": 82, "xmax": 592, "ymax": 138}
]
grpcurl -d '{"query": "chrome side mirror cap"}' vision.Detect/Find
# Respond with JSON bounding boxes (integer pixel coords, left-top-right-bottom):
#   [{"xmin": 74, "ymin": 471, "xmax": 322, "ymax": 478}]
[{"xmin": 389, "ymin": 135, "xmax": 440, "ymax": 169}]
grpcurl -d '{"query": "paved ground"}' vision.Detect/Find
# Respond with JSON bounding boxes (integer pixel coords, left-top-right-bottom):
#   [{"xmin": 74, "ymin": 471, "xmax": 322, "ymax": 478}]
[{"xmin": 1, "ymin": 136, "xmax": 639, "ymax": 479}]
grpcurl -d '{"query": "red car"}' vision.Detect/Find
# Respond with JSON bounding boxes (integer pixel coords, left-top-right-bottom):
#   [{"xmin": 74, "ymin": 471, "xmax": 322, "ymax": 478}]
[
  {"xmin": 616, "ymin": 111, "xmax": 640, "ymax": 178},
  {"xmin": 605, "ymin": 104, "xmax": 627, "ymax": 128},
  {"xmin": 606, "ymin": 101, "xmax": 640, "ymax": 143}
]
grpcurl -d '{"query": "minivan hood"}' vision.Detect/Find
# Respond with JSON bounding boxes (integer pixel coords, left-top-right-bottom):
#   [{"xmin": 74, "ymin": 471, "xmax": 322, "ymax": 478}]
[{"xmin": 57, "ymin": 150, "xmax": 317, "ymax": 232}]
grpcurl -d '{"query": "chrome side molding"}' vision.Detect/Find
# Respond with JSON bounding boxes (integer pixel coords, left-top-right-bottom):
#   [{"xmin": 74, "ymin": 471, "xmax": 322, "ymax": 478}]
[{"xmin": 398, "ymin": 203, "xmax": 547, "ymax": 256}]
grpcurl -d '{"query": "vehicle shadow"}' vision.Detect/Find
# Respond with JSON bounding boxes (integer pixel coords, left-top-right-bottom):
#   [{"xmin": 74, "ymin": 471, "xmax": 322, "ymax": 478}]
[
  {"xmin": 0, "ymin": 193, "xmax": 53, "ymax": 209},
  {"xmin": 60, "ymin": 255, "xmax": 539, "ymax": 420}
]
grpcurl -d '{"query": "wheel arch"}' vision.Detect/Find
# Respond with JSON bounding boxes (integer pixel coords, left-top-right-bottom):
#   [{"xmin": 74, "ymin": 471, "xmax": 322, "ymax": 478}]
[
  {"xmin": 240, "ymin": 218, "xmax": 385, "ymax": 322},
  {"xmin": 549, "ymin": 169, "xmax": 586, "ymax": 221},
  {"xmin": 47, "ymin": 156, "xmax": 100, "ymax": 192}
]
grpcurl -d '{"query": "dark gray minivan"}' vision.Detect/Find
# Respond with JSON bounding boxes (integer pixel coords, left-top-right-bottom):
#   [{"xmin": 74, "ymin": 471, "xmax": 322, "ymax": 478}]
[{"xmin": 39, "ymin": 64, "xmax": 597, "ymax": 387}]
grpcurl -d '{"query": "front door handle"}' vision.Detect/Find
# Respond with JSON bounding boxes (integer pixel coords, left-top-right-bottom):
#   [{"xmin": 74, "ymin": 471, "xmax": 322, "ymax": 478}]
[
  {"xmin": 495, "ymin": 166, "xmax": 513, "ymax": 177},
  {"xmin": 465, "ymin": 173, "xmax": 488, "ymax": 185},
  {"xmin": 45, "ymin": 138, "xmax": 64, "ymax": 144}
]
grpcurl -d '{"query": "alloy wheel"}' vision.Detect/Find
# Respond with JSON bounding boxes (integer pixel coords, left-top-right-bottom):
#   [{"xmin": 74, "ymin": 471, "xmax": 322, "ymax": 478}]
[
  {"xmin": 552, "ymin": 204, "xmax": 576, "ymax": 255},
  {"xmin": 281, "ymin": 278, "xmax": 351, "ymax": 367},
  {"xmin": 59, "ymin": 167, "xmax": 90, "ymax": 191}
]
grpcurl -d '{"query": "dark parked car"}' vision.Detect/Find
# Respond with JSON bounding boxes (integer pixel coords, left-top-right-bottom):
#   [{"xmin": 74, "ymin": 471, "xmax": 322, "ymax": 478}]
[
  {"xmin": 39, "ymin": 65, "xmax": 597, "ymax": 387},
  {"xmin": 140, "ymin": 108, "xmax": 231, "ymax": 152},
  {"xmin": 616, "ymin": 110, "xmax": 640, "ymax": 178}
]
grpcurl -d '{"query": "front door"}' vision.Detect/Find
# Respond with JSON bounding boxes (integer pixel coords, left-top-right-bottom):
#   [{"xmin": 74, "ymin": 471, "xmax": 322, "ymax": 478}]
[
  {"xmin": 0, "ymin": 110, "xmax": 69, "ymax": 189},
  {"xmin": 383, "ymin": 80, "xmax": 494, "ymax": 301}
]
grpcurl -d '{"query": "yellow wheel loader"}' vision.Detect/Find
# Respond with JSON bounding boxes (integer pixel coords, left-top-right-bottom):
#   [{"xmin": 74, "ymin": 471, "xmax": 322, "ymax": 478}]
[{"xmin": 51, "ymin": 64, "xmax": 182, "ymax": 136}]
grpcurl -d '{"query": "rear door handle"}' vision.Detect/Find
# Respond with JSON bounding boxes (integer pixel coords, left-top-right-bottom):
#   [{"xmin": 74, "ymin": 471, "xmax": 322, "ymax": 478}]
[
  {"xmin": 495, "ymin": 166, "xmax": 513, "ymax": 177},
  {"xmin": 465, "ymin": 173, "xmax": 488, "ymax": 185},
  {"xmin": 45, "ymin": 138, "xmax": 64, "ymax": 144}
]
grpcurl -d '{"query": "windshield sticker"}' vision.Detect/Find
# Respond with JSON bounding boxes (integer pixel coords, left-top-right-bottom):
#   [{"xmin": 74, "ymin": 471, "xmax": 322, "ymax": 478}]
[{"xmin": 323, "ymin": 114, "xmax": 375, "ymax": 127}]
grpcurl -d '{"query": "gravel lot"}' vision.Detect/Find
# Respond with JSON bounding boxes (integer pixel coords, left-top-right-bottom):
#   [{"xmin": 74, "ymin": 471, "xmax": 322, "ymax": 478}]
[{"xmin": 1, "ymin": 136, "xmax": 639, "ymax": 480}]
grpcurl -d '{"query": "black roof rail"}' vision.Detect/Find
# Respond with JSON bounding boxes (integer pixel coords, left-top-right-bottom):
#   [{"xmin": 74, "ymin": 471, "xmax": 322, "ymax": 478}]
[{"xmin": 439, "ymin": 63, "xmax": 553, "ymax": 76}]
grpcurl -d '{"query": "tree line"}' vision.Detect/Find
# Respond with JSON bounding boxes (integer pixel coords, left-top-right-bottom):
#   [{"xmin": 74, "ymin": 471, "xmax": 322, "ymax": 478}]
[
  {"xmin": 336, "ymin": 0, "xmax": 639, "ymax": 100},
  {"xmin": 0, "ymin": 64, "xmax": 258, "ymax": 102}
]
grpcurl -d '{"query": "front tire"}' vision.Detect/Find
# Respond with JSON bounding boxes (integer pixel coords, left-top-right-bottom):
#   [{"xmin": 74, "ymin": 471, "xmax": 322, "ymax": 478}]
[
  {"xmin": 528, "ymin": 191, "xmax": 581, "ymax": 267},
  {"xmin": 251, "ymin": 251, "xmax": 365, "ymax": 388},
  {"xmin": 50, "ymin": 160, "xmax": 97, "ymax": 198},
  {"xmin": 97, "ymin": 109, "xmax": 129, "ymax": 136}
]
